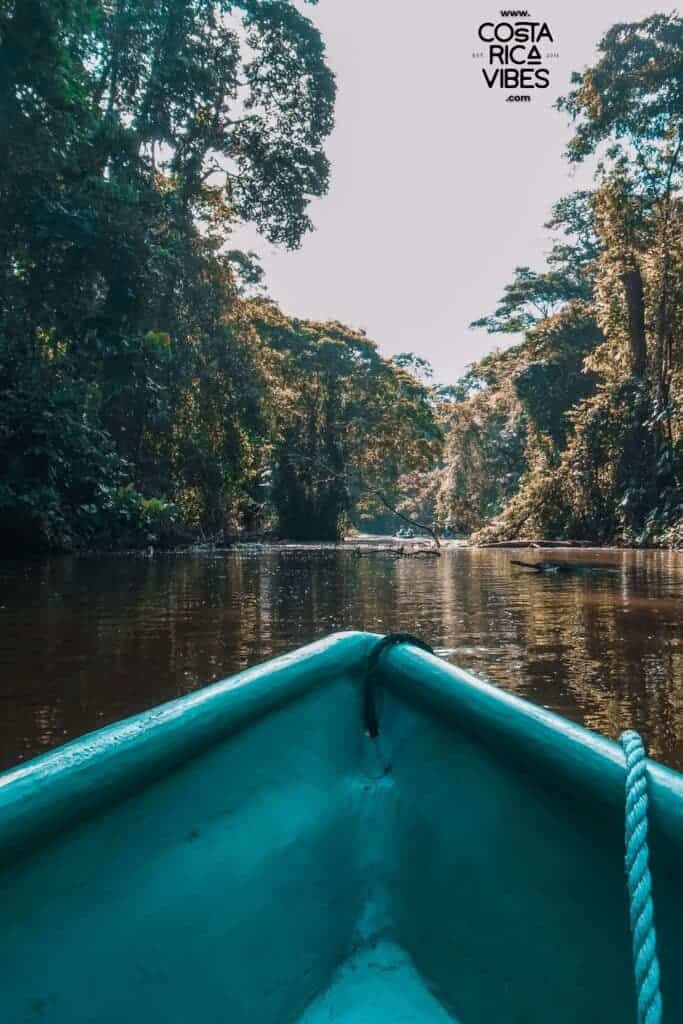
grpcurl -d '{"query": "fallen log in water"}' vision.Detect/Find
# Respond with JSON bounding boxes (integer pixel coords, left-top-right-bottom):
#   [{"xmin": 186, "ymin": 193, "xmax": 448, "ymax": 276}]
[
  {"xmin": 478, "ymin": 540, "xmax": 595, "ymax": 549},
  {"xmin": 406, "ymin": 547, "xmax": 441, "ymax": 557},
  {"xmin": 510, "ymin": 560, "xmax": 619, "ymax": 575},
  {"xmin": 352, "ymin": 544, "xmax": 441, "ymax": 559}
]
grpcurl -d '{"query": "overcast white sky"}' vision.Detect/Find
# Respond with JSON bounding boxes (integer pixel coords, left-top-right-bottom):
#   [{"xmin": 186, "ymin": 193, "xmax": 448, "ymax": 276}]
[{"xmin": 236, "ymin": 0, "xmax": 672, "ymax": 383}]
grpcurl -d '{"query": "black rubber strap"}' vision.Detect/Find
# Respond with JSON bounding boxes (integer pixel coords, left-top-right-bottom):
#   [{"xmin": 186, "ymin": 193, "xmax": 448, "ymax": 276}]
[{"xmin": 363, "ymin": 633, "xmax": 434, "ymax": 738}]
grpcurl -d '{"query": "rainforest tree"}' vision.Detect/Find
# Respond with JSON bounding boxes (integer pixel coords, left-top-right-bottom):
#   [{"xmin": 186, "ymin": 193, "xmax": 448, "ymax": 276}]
[
  {"xmin": 555, "ymin": 12, "xmax": 683, "ymax": 543},
  {"xmin": 251, "ymin": 305, "xmax": 442, "ymax": 540},
  {"xmin": 0, "ymin": 0, "xmax": 337, "ymax": 550},
  {"xmin": 3, "ymin": 8, "xmax": 682, "ymax": 551},
  {"xmin": 437, "ymin": 13, "xmax": 682, "ymax": 547}
]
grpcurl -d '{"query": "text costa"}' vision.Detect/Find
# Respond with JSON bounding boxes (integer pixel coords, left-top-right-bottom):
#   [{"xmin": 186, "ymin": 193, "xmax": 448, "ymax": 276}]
[{"xmin": 477, "ymin": 21, "xmax": 554, "ymax": 43}]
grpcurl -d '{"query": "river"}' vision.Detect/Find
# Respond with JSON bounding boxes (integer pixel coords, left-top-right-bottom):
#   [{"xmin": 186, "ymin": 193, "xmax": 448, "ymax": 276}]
[{"xmin": 1, "ymin": 544, "xmax": 681, "ymax": 772}]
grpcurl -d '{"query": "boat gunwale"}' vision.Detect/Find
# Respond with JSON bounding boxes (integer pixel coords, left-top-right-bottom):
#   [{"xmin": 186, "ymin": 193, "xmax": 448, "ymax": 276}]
[
  {"xmin": 0, "ymin": 631, "xmax": 375, "ymax": 861},
  {"xmin": 380, "ymin": 643, "xmax": 683, "ymax": 841},
  {"xmin": 1, "ymin": 629, "xmax": 681, "ymax": 860}
]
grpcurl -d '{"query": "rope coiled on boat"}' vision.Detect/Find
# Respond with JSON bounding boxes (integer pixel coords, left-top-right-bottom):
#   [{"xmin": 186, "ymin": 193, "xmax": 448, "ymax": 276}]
[
  {"xmin": 619, "ymin": 730, "xmax": 663, "ymax": 1024},
  {"xmin": 363, "ymin": 633, "xmax": 433, "ymax": 738}
]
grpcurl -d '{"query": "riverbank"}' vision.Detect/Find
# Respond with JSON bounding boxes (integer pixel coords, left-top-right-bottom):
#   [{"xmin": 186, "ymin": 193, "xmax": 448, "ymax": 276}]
[{"xmin": 4, "ymin": 527, "xmax": 681, "ymax": 561}]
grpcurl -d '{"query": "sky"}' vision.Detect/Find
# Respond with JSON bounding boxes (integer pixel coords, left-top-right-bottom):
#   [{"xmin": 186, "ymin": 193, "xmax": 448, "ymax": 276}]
[{"xmin": 235, "ymin": 0, "xmax": 672, "ymax": 383}]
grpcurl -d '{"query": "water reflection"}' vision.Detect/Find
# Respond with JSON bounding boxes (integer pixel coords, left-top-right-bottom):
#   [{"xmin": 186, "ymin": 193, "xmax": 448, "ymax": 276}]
[{"xmin": 0, "ymin": 547, "xmax": 681, "ymax": 771}]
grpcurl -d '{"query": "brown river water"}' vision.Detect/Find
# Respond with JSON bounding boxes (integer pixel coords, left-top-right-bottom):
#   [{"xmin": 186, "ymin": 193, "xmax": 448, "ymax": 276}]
[{"xmin": 0, "ymin": 544, "xmax": 681, "ymax": 773}]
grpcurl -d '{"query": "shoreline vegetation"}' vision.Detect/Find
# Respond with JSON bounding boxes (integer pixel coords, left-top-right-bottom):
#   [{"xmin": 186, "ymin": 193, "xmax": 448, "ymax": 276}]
[
  {"xmin": 1, "ymin": 8, "xmax": 681, "ymax": 557},
  {"xmin": 47, "ymin": 534, "xmax": 679, "ymax": 561}
]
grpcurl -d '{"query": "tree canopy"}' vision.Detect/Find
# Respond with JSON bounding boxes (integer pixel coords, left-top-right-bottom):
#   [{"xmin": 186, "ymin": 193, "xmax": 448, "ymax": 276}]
[
  {"xmin": 434, "ymin": 13, "xmax": 683, "ymax": 547},
  {"xmin": 1, "ymin": 7, "xmax": 681, "ymax": 551}
]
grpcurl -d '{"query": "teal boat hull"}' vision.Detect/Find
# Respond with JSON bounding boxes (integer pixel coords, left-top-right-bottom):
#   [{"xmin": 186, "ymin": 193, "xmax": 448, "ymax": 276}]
[{"xmin": 1, "ymin": 631, "xmax": 682, "ymax": 1022}]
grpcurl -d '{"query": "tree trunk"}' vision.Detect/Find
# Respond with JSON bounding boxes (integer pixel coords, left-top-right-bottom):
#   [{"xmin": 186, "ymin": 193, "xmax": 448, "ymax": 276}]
[{"xmin": 621, "ymin": 267, "xmax": 647, "ymax": 379}]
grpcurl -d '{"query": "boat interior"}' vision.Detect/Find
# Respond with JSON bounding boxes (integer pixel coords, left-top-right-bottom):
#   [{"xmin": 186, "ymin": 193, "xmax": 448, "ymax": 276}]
[{"xmin": 0, "ymin": 631, "xmax": 681, "ymax": 1022}]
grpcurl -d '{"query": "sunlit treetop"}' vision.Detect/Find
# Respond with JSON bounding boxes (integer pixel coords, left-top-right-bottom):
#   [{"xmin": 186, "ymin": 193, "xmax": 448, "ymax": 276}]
[
  {"xmin": 557, "ymin": 13, "xmax": 683, "ymax": 194},
  {"xmin": 3, "ymin": 0, "xmax": 336, "ymax": 250}
]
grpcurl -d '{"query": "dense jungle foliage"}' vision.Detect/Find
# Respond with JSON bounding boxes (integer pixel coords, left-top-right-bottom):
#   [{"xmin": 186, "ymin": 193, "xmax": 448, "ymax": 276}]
[
  {"xmin": 0, "ymin": 6, "xmax": 681, "ymax": 551},
  {"xmin": 0, "ymin": 0, "xmax": 440, "ymax": 551},
  {"xmin": 416, "ymin": 13, "xmax": 682, "ymax": 548}
]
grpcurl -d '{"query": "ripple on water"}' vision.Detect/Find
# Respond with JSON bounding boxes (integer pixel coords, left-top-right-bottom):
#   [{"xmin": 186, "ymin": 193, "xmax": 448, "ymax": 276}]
[{"xmin": 0, "ymin": 545, "xmax": 681, "ymax": 770}]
